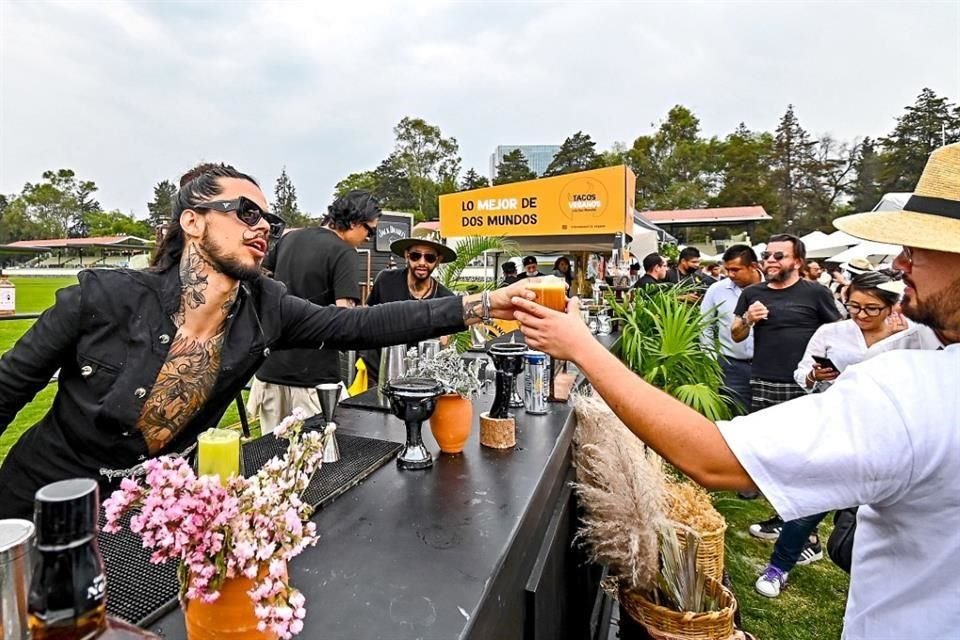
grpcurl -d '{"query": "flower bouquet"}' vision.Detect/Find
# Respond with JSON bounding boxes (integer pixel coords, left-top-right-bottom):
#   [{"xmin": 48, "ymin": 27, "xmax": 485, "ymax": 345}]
[{"xmin": 103, "ymin": 409, "xmax": 327, "ymax": 639}]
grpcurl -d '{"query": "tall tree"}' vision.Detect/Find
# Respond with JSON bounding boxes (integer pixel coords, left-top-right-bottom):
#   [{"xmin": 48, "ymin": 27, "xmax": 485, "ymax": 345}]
[
  {"xmin": 83, "ymin": 210, "xmax": 153, "ymax": 238},
  {"xmin": 879, "ymin": 88, "xmax": 960, "ymax": 192},
  {"xmin": 147, "ymin": 179, "xmax": 177, "ymax": 229},
  {"xmin": 543, "ymin": 131, "xmax": 602, "ymax": 176},
  {"xmin": 393, "ymin": 117, "xmax": 461, "ymax": 220},
  {"xmin": 493, "ymin": 149, "xmax": 537, "ymax": 185},
  {"xmin": 333, "ymin": 171, "xmax": 378, "ymax": 200},
  {"xmin": 0, "ymin": 197, "xmax": 42, "ymax": 244},
  {"xmin": 847, "ymin": 137, "xmax": 884, "ymax": 212},
  {"xmin": 711, "ymin": 123, "xmax": 778, "ymax": 213},
  {"xmin": 769, "ymin": 105, "xmax": 819, "ymax": 234},
  {"xmin": 459, "ymin": 168, "xmax": 489, "ymax": 191},
  {"xmin": 272, "ymin": 167, "xmax": 312, "ymax": 227},
  {"xmin": 372, "ymin": 153, "xmax": 419, "ymax": 213},
  {"xmin": 600, "ymin": 141, "xmax": 629, "ymax": 167},
  {"xmin": 628, "ymin": 106, "xmax": 719, "ymax": 211}
]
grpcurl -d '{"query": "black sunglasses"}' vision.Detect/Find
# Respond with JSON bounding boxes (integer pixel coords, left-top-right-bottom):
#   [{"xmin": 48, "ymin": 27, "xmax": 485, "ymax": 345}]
[
  {"xmin": 361, "ymin": 222, "xmax": 377, "ymax": 239},
  {"xmin": 761, "ymin": 251, "xmax": 791, "ymax": 261},
  {"xmin": 408, "ymin": 251, "xmax": 438, "ymax": 264},
  {"xmin": 194, "ymin": 196, "xmax": 286, "ymax": 239}
]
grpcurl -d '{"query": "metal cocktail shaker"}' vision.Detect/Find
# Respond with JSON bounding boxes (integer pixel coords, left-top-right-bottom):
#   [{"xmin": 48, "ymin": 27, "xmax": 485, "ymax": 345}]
[{"xmin": 0, "ymin": 519, "xmax": 35, "ymax": 640}]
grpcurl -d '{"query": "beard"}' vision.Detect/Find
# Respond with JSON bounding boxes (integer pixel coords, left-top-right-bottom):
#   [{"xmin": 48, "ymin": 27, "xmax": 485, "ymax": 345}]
[
  {"xmin": 901, "ymin": 274, "xmax": 960, "ymax": 332},
  {"xmin": 408, "ymin": 264, "xmax": 435, "ymax": 283},
  {"xmin": 766, "ymin": 264, "xmax": 796, "ymax": 284},
  {"xmin": 200, "ymin": 230, "xmax": 262, "ymax": 281}
]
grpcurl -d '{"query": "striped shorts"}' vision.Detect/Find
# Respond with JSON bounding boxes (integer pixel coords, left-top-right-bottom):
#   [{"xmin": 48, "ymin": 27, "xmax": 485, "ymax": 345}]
[{"xmin": 750, "ymin": 378, "xmax": 806, "ymax": 412}]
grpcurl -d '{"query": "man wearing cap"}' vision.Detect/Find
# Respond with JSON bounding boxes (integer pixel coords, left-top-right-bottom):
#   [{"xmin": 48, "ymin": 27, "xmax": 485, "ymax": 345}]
[
  {"xmin": 361, "ymin": 237, "xmax": 457, "ymax": 385},
  {"xmin": 516, "ymin": 256, "xmax": 544, "ymax": 280},
  {"xmin": 248, "ymin": 190, "xmax": 379, "ymax": 433},
  {"xmin": 513, "ymin": 142, "xmax": 960, "ymax": 639}
]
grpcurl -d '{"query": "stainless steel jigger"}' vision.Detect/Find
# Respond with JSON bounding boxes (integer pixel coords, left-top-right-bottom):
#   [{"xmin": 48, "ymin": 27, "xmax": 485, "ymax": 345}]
[{"xmin": 316, "ymin": 382, "xmax": 343, "ymax": 463}]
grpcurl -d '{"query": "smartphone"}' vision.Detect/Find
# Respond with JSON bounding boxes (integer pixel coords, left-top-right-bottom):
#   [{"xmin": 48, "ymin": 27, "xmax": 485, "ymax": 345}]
[{"xmin": 812, "ymin": 355, "xmax": 838, "ymax": 371}]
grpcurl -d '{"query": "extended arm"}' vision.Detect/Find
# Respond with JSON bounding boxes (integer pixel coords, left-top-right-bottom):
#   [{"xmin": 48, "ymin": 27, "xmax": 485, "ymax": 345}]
[
  {"xmin": 514, "ymin": 297, "xmax": 755, "ymax": 491},
  {"xmin": 0, "ymin": 285, "xmax": 83, "ymax": 433}
]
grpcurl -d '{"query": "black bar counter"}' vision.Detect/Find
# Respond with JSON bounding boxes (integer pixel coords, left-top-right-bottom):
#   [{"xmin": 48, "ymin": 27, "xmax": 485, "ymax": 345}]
[{"xmin": 150, "ymin": 359, "xmax": 609, "ymax": 639}]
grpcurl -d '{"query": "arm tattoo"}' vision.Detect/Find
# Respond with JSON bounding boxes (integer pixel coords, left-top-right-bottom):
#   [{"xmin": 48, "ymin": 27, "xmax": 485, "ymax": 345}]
[
  {"xmin": 136, "ymin": 332, "xmax": 225, "ymax": 454},
  {"xmin": 463, "ymin": 296, "xmax": 483, "ymax": 323}
]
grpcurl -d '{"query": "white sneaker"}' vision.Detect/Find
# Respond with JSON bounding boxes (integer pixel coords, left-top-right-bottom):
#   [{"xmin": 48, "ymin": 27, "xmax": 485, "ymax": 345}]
[{"xmin": 755, "ymin": 565, "xmax": 788, "ymax": 598}]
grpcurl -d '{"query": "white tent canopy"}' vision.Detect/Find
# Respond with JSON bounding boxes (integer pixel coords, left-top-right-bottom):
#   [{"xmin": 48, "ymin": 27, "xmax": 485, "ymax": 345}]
[{"xmin": 828, "ymin": 241, "xmax": 902, "ymax": 266}]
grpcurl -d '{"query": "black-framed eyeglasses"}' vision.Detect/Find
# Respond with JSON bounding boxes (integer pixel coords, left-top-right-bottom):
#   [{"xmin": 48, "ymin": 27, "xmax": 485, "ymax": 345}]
[
  {"xmin": 361, "ymin": 222, "xmax": 377, "ymax": 239},
  {"xmin": 761, "ymin": 251, "xmax": 791, "ymax": 261},
  {"xmin": 193, "ymin": 196, "xmax": 286, "ymax": 239},
  {"xmin": 844, "ymin": 302, "xmax": 888, "ymax": 317},
  {"xmin": 408, "ymin": 251, "xmax": 438, "ymax": 264}
]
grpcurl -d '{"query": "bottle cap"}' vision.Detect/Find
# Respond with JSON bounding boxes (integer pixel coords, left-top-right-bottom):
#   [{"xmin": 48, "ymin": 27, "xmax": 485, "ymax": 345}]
[{"xmin": 34, "ymin": 478, "xmax": 99, "ymax": 545}]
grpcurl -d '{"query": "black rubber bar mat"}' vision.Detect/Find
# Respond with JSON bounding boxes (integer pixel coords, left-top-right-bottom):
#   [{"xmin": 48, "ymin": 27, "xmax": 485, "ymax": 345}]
[
  {"xmin": 339, "ymin": 387, "xmax": 394, "ymax": 412},
  {"xmin": 100, "ymin": 433, "xmax": 402, "ymax": 626}
]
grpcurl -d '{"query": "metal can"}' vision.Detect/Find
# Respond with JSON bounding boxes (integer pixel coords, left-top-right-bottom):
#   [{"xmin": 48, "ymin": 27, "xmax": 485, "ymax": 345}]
[{"xmin": 523, "ymin": 350, "xmax": 549, "ymax": 415}]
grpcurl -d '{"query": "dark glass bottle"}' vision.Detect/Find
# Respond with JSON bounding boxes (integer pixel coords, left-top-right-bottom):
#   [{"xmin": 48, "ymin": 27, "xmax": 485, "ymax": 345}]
[{"xmin": 28, "ymin": 478, "xmax": 158, "ymax": 639}]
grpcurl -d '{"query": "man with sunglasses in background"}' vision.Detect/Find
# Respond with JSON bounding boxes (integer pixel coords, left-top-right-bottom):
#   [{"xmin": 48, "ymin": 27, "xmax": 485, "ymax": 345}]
[
  {"xmin": 247, "ymin": 190, "xmax": 381, "ymax": 433},
  {"xmin": 361, "ymin": 237, "xmax": 457, "ymax": 385},
  {"xmin": 0, "ymin": 163, "xmax": 535, "ymax": 519},
  {"xmin": 730, "ymin": 233, "xmax": 839, "ymax": 540}
]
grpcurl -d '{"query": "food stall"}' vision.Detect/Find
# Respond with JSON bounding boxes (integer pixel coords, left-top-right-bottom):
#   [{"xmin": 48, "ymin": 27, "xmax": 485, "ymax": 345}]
[{"xmin": 439, "ymin": 165, "xmax": 638, "ymax": 297}]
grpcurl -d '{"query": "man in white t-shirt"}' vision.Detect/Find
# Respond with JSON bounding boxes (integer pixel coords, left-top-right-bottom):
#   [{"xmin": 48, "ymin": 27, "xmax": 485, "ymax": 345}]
[{"xmin": 512, "ymin": 142, "xmax": 960, "ymax": 639}]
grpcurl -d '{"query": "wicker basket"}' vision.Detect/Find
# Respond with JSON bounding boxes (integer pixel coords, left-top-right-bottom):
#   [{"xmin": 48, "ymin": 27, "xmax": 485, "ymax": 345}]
[
  {"xmin": 676, "ymin": 520, "xmax": 727, "ymax": 583},
  {"xmin": 618, "ymin": 577, "xmax": 737, "ymax": 640}
]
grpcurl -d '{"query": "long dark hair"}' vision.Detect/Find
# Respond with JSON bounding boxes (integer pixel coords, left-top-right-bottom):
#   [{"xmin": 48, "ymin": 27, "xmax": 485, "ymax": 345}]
[
  {"xmin": 150, "ymin": 163, "xmax": 259, "ymax": 272},
  {"xmin": 845, "ymin": 271, "xmax": 900, "ymax": 307},
  {"xmin": 322, "ymin": 190, "xmax": 382, "ymax": 231}
]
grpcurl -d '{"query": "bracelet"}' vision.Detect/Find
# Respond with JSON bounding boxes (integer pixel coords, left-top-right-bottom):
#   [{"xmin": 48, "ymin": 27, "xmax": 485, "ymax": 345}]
[{"xmin": 481, "ymin": 290, "xmax": 491, "ymax": 323}]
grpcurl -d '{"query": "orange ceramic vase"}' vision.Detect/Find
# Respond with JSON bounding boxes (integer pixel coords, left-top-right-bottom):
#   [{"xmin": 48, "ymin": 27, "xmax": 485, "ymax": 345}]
[
  {"xmin": 183, "ymin": 565, "xmax": 284, "ymax": 640},
  {"xmin": 429, "ymin": 394, "xmax": 473, "ymax": 454}
]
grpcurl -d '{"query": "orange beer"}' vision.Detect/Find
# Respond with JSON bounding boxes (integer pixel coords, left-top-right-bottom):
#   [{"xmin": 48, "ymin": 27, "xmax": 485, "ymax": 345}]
[{"xmin": 528, "ymin": 275, "xmax": 567, "ymax": 312}]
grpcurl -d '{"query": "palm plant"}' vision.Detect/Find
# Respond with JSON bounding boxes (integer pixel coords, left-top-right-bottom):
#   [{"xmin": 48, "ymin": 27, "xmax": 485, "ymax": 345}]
[{"xmin": 609, "ymin": 284, "xmax": 733, "ymax": 421}]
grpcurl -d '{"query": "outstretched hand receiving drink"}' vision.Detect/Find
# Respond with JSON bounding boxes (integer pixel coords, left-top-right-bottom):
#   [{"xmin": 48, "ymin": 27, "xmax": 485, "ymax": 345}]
[{"xmin": 511, "ymin": 295, "xmax": 595, "ymax": 364}]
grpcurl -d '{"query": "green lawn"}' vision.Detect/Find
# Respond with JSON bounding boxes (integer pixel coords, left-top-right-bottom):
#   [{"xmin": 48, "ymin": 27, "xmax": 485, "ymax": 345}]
[
  {"xmin": 714, "ymin": 493, "xmax": 848, "ymax": 639},
  {"xmin": 0, "ymin": 275, "xmax": 254, "ymax": 461}
]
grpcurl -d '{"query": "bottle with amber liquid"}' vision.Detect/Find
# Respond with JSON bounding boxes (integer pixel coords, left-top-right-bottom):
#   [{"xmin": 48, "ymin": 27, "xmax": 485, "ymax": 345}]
[{"xmin": 28, "ymin": 478, "xmax": 159, "ymax": 639}]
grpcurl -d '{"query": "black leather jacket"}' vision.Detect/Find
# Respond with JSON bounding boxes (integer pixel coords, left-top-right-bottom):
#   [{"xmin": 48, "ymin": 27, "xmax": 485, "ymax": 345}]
[{"xmin": 0, "ymin": 267, "xmax": 466, "ymax": 518}]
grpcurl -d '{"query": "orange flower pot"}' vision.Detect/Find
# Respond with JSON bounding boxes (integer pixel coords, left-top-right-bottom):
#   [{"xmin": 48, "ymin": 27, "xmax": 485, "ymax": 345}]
[
  {"xmin": 429, "ymin": 394, "xmax": 473, "ymax": 454},
  {"xmin": 183, "ymin": 565, "xmax": 285, "ymax": 640}
]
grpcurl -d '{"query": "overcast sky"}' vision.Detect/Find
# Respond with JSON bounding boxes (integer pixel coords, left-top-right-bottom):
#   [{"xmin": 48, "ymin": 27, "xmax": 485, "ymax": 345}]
[{"xmin": 1, "ymin": 0, "xmax": 958, "ymax": 218}]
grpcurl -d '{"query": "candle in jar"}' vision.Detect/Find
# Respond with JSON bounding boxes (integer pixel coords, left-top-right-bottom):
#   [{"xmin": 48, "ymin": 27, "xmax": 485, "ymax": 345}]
[{"xmin": 196, "ymin": 428, "xmax": 241, "ymax": 483}]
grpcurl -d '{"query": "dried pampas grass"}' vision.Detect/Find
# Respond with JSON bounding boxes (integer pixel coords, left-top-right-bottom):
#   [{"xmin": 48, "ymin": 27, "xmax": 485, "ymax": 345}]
[
  {"xmin": 572, "ymin": 391, "xmax": 667, "ymax": 593},
  {"xmin": 665, "ymin": 479, "xmax": 724, "ymax": 533}
]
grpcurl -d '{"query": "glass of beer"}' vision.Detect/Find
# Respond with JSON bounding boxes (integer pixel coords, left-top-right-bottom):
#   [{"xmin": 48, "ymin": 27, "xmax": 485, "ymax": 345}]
[{"xmin": 528, "ymin": 275, "xmax": 567, "ymax": 312}]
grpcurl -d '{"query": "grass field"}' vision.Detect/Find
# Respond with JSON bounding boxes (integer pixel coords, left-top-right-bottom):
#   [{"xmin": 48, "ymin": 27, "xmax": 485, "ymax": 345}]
[{"xmin": 1, "ymin": 276, "xmax": 846, "ymax": 638}]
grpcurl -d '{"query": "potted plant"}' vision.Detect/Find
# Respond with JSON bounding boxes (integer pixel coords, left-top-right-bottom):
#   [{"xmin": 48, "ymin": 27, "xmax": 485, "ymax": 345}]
[
  {"xmin": 103, "ymin": 409, "xmax": 328, "ymax": 639},
  {"xmin": 408, "ymin": 348, "xmax": 483, "ymax": 454}
]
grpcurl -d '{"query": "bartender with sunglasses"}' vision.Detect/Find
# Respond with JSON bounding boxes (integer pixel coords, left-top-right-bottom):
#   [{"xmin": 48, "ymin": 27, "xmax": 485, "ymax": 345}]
[
  {"xmin": 360, "ymin": 238, "xmax": 457, "ymax": 386},
  {"xmin": 0, "ymin": 163, "xmax": 534, "ymax": 519}
]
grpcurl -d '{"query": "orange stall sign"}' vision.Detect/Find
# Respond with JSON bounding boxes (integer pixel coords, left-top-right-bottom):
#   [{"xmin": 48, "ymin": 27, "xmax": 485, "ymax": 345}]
[{"xmin": 439, "ymin": 165, "xmax": 635, "ymax": 238}]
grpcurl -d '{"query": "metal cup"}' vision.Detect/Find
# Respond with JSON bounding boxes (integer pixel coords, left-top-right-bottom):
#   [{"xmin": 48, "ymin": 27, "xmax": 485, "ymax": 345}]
[
  {"xmin": 0, "ymin": 519, "xmax": 34, "ymax": 640},
  {"xmin": 316, "ymin": 382, "xmax": 343, "ymax": 463}
]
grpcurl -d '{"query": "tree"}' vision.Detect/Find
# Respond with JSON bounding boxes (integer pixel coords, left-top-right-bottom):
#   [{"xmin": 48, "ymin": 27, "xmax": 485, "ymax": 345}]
[
  {"xmin": 393, "ymin": 117, "xmax": 461, "ymax": 220},
  {"xmin": 0, "ymin": 197, "xmax": 42, "ymax": 244},
  {"xmin": 879, "ymin": 88, "xmax": 960, "ymax": 192},
  {"xmin": 600, "ymin": 141, "xmax": 629, "ymax": 167},
  {"xmin": 711, "ymin": 123, "xmax": 778, "ymax": 213},
  {"xmin": 83, "ymin": 210, "xmax": 153, "ymax": 238},
  {"xmin": 371, "ymin": 153, "xmax": 419, "ymax": 213},
  {"xmin": 493, "ymin": 149, "xmax": 536, "ymax": 185},
  {"xmin": 333, "ymin": 171, "xmax": 378, "ymax": 200},
  {"xmin": 147, "ymin": 180, "xmax": 177, "ymax": 229},
  {"xmin": 543, "ymin": 131, "xmax": 602, "ymax": 176},
  {"xmin": 627, "ymin": 106, "xmax": 719, "ymax": 211},
  {"xmin": 459, "ymin": 168, "xmax": 489, "ymax": 191},
  {"xmin": 271, "ymin": 167, "xmax": 312, "ymax": 228},
  {"xmin": 847, "ymin": 137, "xmax": 883, "ymax": 212},
  {"xmin": 769, "ymin": 105, "xmax": 820, "ymax": 234}
]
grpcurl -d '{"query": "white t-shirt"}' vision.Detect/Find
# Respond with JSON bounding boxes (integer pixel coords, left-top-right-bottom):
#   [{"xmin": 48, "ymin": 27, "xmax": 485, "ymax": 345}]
[{"xmin": 718, "ymin": 344, "xmax": 960, "ymax": 640}]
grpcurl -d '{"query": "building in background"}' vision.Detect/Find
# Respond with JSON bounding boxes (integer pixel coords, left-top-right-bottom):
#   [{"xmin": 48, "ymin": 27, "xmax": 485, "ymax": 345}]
[{"xmin": 489, "ymin": 145, "xmax": 561, "ymax": 179}]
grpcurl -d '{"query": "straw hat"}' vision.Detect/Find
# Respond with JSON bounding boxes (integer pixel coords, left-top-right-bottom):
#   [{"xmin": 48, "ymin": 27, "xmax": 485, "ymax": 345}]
[
  {"xmin": 843, "ymin": 257, "xmax": 875, "ymax": 275},
  {"xmin": 834, "ymin": 142, "xmax": 960, "ymax": 254}
]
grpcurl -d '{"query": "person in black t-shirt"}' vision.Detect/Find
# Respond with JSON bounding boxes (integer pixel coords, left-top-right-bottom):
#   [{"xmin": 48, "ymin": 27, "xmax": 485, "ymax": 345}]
[
  {"xmin": 633, "ymin": 252, "xmax": 667, "ymax": 290},
  {"xmin": 499, "ymin": 261, "xmax": 519, "ymax": 287},
  {"xmin": 515, "ymin": 255, "xmax": 544, "ymax": 280},
  {"xmin": 362, "ymin": 237, "xmax": 457, "ymax": 385},
  {"xmin": 249, "ymin": 190, "xmax": 380, "ymax": 432},
  {"xmin": 732, "ymin": 234, "xmax": 840, "ymax": 410}
]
